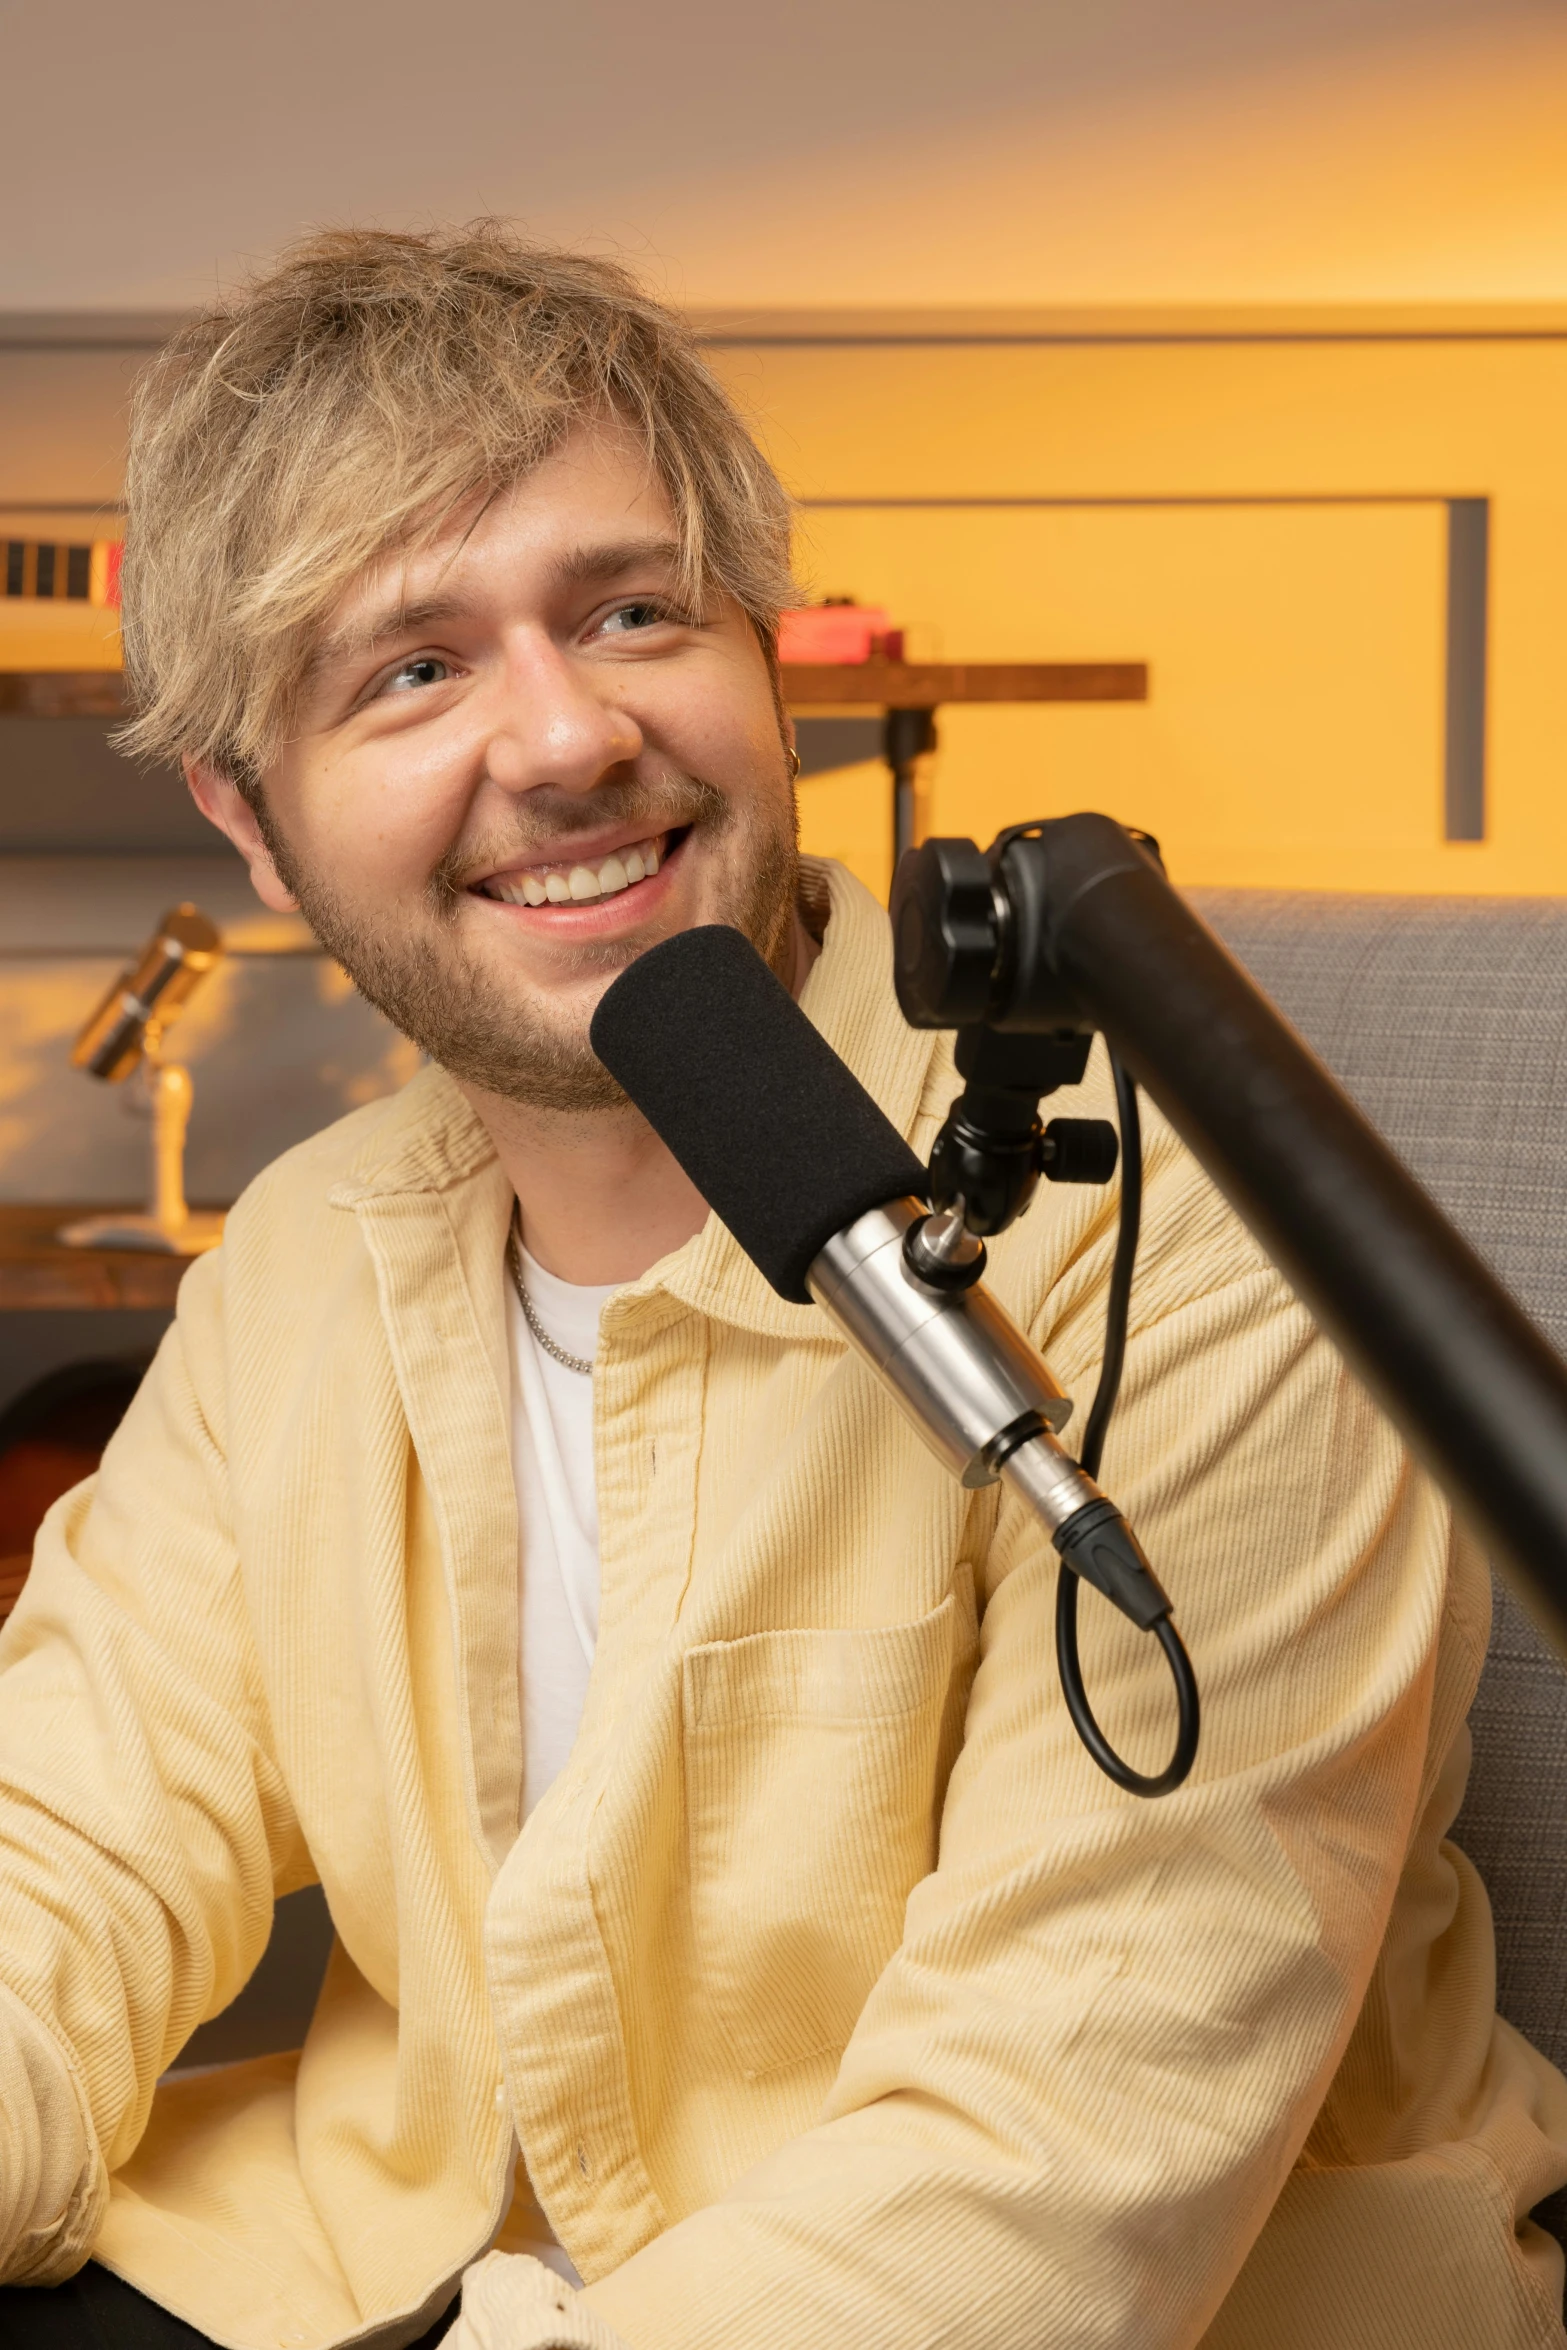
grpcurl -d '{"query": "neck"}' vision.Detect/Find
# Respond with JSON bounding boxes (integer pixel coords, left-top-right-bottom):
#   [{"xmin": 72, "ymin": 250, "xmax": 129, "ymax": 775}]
[{"xmin": 462, "ymin": 908, "xmax": 820, "ymax": 1286}]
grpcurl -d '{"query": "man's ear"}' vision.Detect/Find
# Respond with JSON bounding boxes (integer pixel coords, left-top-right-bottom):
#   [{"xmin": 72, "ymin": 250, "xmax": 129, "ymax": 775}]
[{"xmin": 184, "ymin": 759, "xmax": 300, "ymax": 913}]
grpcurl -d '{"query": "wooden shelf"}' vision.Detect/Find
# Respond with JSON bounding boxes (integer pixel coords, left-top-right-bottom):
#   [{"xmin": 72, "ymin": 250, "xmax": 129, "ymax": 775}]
[
  {"xmin": 780, "ymin": 660, "xmax": 1147, "ymax": 707},
  {"xmin": 0, "ymin": 1204, "xmax": 217, "ymax": 1310},
  {"xmin": 0, "ymin": 671, "xmax": 127, "ymax": 718},
  {"xmin": 0, "ymin": 663, "xmax": 1148, "ymax": 724}
]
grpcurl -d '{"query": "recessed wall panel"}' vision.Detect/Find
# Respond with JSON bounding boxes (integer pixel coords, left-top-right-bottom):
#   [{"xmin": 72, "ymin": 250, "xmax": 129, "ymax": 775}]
[{"xmin": 794, "ymin": 499, "xmax": 1447, "ymax": 893}]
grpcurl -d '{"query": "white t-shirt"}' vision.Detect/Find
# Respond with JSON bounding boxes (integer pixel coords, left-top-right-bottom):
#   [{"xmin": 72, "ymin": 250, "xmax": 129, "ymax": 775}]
[
  {"xmin": 498, "ymin": 1242, "xmax": 613, "ymax": 2285},
  {"xmin": 506, "ymin": 1242, "xmax": 613, "ymax": 1818}
]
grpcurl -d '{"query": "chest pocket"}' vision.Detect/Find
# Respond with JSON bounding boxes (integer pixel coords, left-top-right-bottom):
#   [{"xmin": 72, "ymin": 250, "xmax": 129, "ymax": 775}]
[{"xmin": 682, "ymin": 1595, "xmax": 956, "ymax": 2080}]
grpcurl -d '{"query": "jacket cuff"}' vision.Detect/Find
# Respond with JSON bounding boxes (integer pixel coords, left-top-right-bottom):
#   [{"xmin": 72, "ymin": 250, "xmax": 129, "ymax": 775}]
[
  {"xmin": 0, "ymin": 1976, "xmax": 105, "ymax": 2284},
  {"xmin": 446, "ymin": 2253, "xmax": 636, "ymax": 2350}
]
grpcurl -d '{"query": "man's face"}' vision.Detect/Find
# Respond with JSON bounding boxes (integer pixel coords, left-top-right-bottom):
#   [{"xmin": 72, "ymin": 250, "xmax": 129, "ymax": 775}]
[{"xmin": 236, "ymin": 419, "xmax": 798, "ymax": 1110}]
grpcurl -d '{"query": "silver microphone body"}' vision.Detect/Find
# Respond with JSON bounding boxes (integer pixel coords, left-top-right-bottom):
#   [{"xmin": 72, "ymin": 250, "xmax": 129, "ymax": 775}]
[{"xmin": 807, "ymin": 1197, "xmax": 1105, "ymax": 1537}]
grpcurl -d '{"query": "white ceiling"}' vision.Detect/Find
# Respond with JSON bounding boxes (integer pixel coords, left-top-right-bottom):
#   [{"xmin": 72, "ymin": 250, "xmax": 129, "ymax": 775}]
[{"xmin": 2, "ymin": 0, "xmax": 1565, "ymax": 311}]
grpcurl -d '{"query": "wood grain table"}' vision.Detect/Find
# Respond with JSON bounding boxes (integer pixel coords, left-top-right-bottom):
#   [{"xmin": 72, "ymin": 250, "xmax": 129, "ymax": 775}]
[
  {"xmin": 0, "ymin": 1204, "xmax": 217, "ymax": 1310},
  {"xmin": 0, "ymin": 671, "xmax": 128, "ymax": 718},
  {"xmin": 780, "ymin": 659, "xmax": 1148, "ymax": 864},
  {"xmin": 779, "ymin": 660, "xmax": 1146, "ymax": 709}
]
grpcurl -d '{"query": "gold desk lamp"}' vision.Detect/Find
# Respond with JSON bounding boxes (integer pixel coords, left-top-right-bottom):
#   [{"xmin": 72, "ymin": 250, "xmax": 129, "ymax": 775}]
[{"xmin": 57, "ymin": 904, "xmax": 226, "ymax": 1255}]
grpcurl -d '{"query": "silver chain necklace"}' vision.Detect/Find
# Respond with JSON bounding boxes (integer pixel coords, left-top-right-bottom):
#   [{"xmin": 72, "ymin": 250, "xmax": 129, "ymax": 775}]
[{"xmin": 507, "ymin": 1222, "xmax": 595, "ymax": 1376}]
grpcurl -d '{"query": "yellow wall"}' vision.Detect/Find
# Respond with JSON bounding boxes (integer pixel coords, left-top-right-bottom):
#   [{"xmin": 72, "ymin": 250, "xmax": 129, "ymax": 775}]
[
  {"xmin": 712, "ymin": 319, "xmax": 1567, "ymax": 900},
  {"xmin": 9, "ymin": 308, "xmax": 1567, "ymax": 902}
]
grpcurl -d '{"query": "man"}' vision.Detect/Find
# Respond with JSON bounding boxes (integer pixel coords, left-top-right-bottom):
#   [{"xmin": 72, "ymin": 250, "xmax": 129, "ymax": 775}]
[{"xmin": 1, "ymin": 226, "xmax": 1564, "ymax": 2350}]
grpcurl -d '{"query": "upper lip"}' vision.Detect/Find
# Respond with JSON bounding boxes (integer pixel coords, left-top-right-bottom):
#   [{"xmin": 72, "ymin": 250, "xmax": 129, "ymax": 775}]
[{"xmin": 467, "ymin": 819, "xmax": 676, "ymax": 891}]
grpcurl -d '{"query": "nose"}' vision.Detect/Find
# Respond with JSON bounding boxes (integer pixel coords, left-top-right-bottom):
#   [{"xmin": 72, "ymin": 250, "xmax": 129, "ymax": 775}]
[{"xmin": 481, "ymin": 631, "xmax": 643, "ymax": 799}]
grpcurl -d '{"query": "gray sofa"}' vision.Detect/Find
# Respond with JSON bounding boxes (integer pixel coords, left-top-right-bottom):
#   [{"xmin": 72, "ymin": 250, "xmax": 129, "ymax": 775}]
[
  {"xmin": 1193, "ymin": 887, "xmax": 1567, "ymax": 2264},
  {"xmin": 1192, "ymin": 888, "xmax": 1567, "ymax": 2078}
]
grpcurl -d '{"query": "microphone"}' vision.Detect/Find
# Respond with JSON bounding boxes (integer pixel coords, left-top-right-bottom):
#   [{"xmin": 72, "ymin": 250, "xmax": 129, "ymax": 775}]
[
  {"xmin": 590, "ymin": 925, "xmax": 1170, "ymax": 1636},
  {"xmin": 71, "ymin": 903, "xmax": 222, "ymax": 1081}
]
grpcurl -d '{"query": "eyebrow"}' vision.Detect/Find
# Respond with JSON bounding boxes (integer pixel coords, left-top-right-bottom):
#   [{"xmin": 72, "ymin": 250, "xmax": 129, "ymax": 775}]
[{"xmin": 549, "ymin": 535, "xmax": 686, "ymax": 590}]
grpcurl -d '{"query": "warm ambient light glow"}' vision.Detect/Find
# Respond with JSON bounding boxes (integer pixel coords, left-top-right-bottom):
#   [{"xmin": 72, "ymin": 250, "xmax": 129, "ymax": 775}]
[
  {"xmin": 713, "ymin": 321, "xmax": 1567, "ymax": 902},
  {"xmin": 656, "ymin": 14, "xmax": 1567, "ymax": 311}
]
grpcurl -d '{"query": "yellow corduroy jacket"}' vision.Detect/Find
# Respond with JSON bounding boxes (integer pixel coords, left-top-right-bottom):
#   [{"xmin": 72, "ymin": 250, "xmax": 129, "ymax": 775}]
[{"xmin": 1, "ymin": 862, "xmax": 1565, "ymax": 2350}]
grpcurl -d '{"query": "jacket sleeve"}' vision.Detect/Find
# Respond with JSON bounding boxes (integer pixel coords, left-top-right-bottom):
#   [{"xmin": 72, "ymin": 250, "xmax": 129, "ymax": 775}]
[
  {"xmin": 523, "ymin": 1123, "xmax": 1465, "ymax": 2348},
  {"xmin": 0, "ymin": 1247, "xmax": 307, "ymax": 2284}
]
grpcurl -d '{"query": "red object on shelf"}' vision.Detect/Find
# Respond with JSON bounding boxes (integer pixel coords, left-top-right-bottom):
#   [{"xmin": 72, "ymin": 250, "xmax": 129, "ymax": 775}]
[{"xmin": 777, "ymin": 605, "xmax": 903, "ymax": 664}]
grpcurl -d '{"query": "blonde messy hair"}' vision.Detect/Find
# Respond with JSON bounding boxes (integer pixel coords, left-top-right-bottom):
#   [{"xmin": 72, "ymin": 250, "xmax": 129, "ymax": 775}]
[{"xmin": 117, "ymin": 224, "xmax": 796, "ymax": 792}]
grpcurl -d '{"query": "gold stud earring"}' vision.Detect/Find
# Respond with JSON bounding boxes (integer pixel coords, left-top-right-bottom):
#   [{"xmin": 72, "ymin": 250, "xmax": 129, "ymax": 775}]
[{"xmin": 786, "ymin": 746, "xmax": 802, "ymax": 779}]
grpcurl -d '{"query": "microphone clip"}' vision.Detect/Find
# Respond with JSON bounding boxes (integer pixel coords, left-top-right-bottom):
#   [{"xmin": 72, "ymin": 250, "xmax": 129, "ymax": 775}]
[{"xmin": 922, "ymin": 1025, "xmax": 1121, "ymax": 1253}]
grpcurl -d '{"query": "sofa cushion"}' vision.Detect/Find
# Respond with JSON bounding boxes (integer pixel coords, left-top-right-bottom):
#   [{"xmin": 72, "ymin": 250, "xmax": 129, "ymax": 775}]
[{"xmin": 1191, "ymin": 887, "xmax": 1567, "ymax": 2079}]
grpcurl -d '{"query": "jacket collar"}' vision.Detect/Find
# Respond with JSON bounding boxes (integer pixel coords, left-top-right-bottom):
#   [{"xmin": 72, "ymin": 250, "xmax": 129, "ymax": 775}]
[{"xmin": 330, "ymin": 859, "xmax": 942, "ymax": 1345}]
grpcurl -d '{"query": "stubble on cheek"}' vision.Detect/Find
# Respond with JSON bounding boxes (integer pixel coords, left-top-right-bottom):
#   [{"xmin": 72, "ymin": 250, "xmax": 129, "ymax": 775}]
[{"xmin": 251, "ymin": 762, "xmax": 802, "ymax": 1112}]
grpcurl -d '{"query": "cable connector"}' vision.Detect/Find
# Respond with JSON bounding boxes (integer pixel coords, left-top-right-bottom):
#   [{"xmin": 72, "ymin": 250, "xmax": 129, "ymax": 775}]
[{"xmin": 1052, "ymin": 1498, "xmax": 1171, "ymax": 1631}]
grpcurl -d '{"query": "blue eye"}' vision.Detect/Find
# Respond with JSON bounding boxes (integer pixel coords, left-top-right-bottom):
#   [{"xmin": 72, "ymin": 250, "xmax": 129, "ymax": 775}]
[
  {"xmin": 386, "ymin": 655, "xmax": 450, "ymax": 692},
  {"xmin": 600, "ymin": 601, "xmax": 667, "ymax": 635}
]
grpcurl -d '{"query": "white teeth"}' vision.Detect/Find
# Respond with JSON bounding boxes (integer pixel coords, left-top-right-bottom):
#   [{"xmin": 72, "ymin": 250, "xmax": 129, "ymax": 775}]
[{"xmin": 485, "ymin": 834, "xmax": 665, "ymax": 907}]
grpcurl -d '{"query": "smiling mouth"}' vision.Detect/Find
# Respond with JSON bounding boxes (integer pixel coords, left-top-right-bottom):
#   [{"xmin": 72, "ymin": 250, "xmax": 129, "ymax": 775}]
[{"xmin": 472, "ymin": 828, "xmax": 683, "ymax": 908}]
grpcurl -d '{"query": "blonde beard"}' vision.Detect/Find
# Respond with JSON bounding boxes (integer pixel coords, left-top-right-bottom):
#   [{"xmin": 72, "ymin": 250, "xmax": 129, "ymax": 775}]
[{"xmin": 258, "ymin": 780, "xmax": 801, "ymax": 1112}]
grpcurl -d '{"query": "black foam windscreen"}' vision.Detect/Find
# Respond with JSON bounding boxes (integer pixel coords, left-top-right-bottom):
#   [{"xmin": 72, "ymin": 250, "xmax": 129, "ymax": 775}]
[{"xmin": 590, "ymin": 926, "xmax": 928, "ymax": 1303}]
